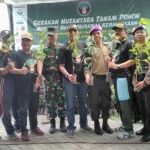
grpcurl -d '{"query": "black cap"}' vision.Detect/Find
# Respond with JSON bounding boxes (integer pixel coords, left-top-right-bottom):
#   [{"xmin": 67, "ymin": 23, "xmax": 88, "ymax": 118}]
[
  {"xmin": 47, "ymin": 27, "xmax": 58, "ymax": 35},
  {"xmin": 67, "ymin": 24, "xmax": 79, "ymax": 32},
  {"xmin": 0, "ymin": 30, "xmax": 11, "ymax": 38},
  {"xmin": 132, "ymin": 25, "xmax": 147, "ymax": 35},
  {"xmin": 112, "ymin": 23, "xmax": 127, "ymax": 30}
]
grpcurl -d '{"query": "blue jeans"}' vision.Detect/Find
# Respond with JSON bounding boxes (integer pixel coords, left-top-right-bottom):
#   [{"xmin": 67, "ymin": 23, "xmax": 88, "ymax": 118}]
[
  {"xmin": 64, "ymin": 79, "xmax": 88, "ymax": 130},
  {"xmin": 2, "ymin": 77, "xmax": 15, "ymax": 134}
]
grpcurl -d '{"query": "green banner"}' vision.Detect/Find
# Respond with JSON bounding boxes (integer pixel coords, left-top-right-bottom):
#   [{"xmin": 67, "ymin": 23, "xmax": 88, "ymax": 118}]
[{"xmin": 27, "ymin": 0, "xmax": 150, "ymax": 45}]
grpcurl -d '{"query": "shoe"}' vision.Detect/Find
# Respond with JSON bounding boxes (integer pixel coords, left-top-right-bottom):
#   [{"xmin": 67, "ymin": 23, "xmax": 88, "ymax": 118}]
[
  {"xmin": 15, "ymin": 129, "xmax": 21, "ymax": 134},
  {"xmin": 60, "ymin": 124, "xmax": 67, "ymax": 133},
  {"xmin": 41, "ymin": 118, "xmax": 50, "ymax": 124},
  {"xmin": 30, "ymin": 127, "xmax": 44, "ymax": 136},
  {"xmin": 136, "ymin": 128, "xmax": 145, "ymax": 136},
  {"xmin": 94, "ymin": 126, "xmax": 103, "ymax": 135},
  {"xmin": 115, "ymin": 125, "xmax": 124, "ymax": 132},
  {"xmin": 133, "ymin": 117, "xmax": 141, "ymax": 123},
  {"xmin": 60, "ymin": 117, "xmax": 67, "ymax": 133},
  {"xmin": 117, "ymin": 131, "xmax": 135, "ymax": 140},
  {"xmin": 49, "ymin": 119, "xmax": 56, "ymax": 134},
  {"xmin": 21, "ymin": 132, "xmax": 29, "ymax": 142},
  {"xmin": 102, "ymin": 124, "xmax": 114, "ymax": 134},
  {"xmin": 80, "ymin": 126, "xmax": 93, "ymax": 132},
  {"xmin": 7, "ymin": 132, "xmax": 18, "ymax": 141},
  {"xmin": 67, "ymin": 130, "xmax": 75, "ymax": 138},
  {"xmin": 141, "ymin": 134, "xmax": 150, "ymax": 142}
]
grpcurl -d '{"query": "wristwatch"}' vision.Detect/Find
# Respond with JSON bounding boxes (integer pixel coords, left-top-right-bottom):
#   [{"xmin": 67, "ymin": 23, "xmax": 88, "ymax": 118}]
[
  {"xmin": 117, "ymin": 64, "xmax": 121, "ymax": 69},
  {"xmin": 65, "ymin": 74, "xmax": 68, "ymax": 78}
]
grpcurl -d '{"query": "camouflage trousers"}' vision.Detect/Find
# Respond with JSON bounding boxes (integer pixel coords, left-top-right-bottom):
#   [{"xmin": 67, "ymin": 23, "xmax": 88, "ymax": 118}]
[{"xmin": 45, "ymin": 81, "xmax": 66, "ymax": 119}]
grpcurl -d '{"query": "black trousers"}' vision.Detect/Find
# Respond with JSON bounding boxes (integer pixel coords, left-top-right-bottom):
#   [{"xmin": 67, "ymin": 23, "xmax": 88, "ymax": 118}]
[
  {"xmin": 89, "ymin": 75, "xmax": 111, "ymax": 124},
  {"xmin": 136, "ymin": 87, "xmax": 150, "ymax": 134},
  {"xmin": 12, "ymin": 92, "xmax": 39, "ymax": 132},
  {"xmin": 112, "ymin": 74, "xmax": 133, "ymax": 132}
]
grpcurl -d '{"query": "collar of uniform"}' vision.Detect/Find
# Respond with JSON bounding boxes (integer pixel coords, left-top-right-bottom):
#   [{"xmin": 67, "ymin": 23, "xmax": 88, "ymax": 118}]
[
  {"xmin": 118, "ymin": 37, "xmax": 127, "ymax": 43},
  {"xmin": 0, "ymin": 46, "xmax": 12, "ymax": 53}
]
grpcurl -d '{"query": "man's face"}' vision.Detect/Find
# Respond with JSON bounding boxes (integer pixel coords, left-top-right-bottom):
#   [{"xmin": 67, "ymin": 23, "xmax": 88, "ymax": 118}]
[
  {"xmin": 67, "ymin": 29, "xmax": 79, "ymax": 41},
  {"xmin": 47, "ymin": 34, "xmax": 58, "ymax": 45},
  {"xmin": 21, "ymin": 38, "xmax": 32, "ymax": 51},
  {"xmin": 115, "ymin": 28, "xmax": 127, "ymax": 39},
  {"xmin": 91, "ymin": 30, "xmax": 103, "ymax": 42},
  {"xmin": 134, "ymin": 30, "xmax": 148, "ymax": 43}
]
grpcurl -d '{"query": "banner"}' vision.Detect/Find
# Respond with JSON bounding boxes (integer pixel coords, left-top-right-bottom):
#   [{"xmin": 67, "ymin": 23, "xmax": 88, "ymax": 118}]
[
  {"xmin": 13, "ymin": 0, "xmax": 150, "ymax": 47},
  {"xmin": 13, "ymin": 5, "xmax": 27, "ymax": 50}
]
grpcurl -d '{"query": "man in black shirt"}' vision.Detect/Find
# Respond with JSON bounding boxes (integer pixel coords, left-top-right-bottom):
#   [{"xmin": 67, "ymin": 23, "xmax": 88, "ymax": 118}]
[
  {"xmin": 11, "ymin": 32, "xmax": 44, "ymax": 141},
  {"xmin": 129, "ymin": 26, "xmax": 150, "ymax": 142},
  {"xmin": 0, "ymin": 30, "xmax": 17, "ymax": 140},
  {"xmin": 59, "ymin": 24, "xmax": 92, "ymax": 138},
  {"xmin": 106, "ymin": 23, "xmax": 135, "ymax": 140}
]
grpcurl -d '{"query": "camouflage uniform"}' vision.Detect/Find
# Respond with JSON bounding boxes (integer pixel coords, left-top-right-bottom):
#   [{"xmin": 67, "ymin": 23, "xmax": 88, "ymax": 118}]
[{"xmin": 43, "ymin": 43, "xmax": 66, "ymax": 119}]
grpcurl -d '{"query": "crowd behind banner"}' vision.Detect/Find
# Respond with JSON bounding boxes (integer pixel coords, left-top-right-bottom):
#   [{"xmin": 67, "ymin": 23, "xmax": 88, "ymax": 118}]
[{"xmin": 0, "ymin": 22, "xmax": 150, "ymax": 142}]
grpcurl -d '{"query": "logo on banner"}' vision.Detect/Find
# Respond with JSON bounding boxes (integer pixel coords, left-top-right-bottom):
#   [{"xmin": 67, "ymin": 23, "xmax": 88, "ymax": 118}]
[
  {"xmin": 16, "ymin": 20, "xmax": 24, "ymax": 24},
  {"xmin": 17, "ymin": 9, "xmax": 23, "ymax": 15},
  {"xmin": 77, "ymin": 1, "xmax": 91, "ymax": 16}
]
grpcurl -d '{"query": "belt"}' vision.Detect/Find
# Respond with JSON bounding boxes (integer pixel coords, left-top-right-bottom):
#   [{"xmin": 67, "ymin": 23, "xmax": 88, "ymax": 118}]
[{"xmin": 92, "ymin": 74, "xmax": 106, "ymax": 78}]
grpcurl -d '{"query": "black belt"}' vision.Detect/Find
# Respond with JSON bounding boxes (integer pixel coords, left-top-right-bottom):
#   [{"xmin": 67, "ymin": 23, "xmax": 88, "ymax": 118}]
[{"xmin": 92, "ymin": 74, "xmax": 106, "ymax": 78}]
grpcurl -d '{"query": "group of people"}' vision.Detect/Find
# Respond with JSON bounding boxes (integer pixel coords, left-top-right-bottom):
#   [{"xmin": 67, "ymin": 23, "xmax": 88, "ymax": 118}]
[{"xmin": 0, "ymin": 22, "xmax": 150, "ymax": 143}]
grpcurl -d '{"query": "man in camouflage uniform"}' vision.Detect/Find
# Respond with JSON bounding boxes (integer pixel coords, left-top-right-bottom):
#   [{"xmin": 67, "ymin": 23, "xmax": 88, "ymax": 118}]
[{"xmin": 37, "ymin": 27, "xmax": 67, "ymax": 134}]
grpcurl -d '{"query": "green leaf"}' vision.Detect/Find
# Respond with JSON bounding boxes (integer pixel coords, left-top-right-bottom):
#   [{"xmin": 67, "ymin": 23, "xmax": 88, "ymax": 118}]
[
  {"xmin": 139, "ymin": 18, "xmax": 149, "ymax": 25},
  {"xmin": 32, "ymin": 30, "xmax": 47, "ymax": 60},
  {"xmin": 66, "ymin": 31, "xmax": 80, "ymax": 57},
  {"xmin": 147, "ymin": 56, "xmax": 150, "ymax": 62}
]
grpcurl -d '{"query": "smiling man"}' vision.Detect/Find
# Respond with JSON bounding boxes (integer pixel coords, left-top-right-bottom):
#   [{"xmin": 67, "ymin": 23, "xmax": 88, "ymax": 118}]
[
  {"xmin": 11, "ymin": 32, "xmax": 44, "ymax": 142},
  {"xmin": 84, "ymin": 25, "xmax": 113, "ymax": 136}
]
